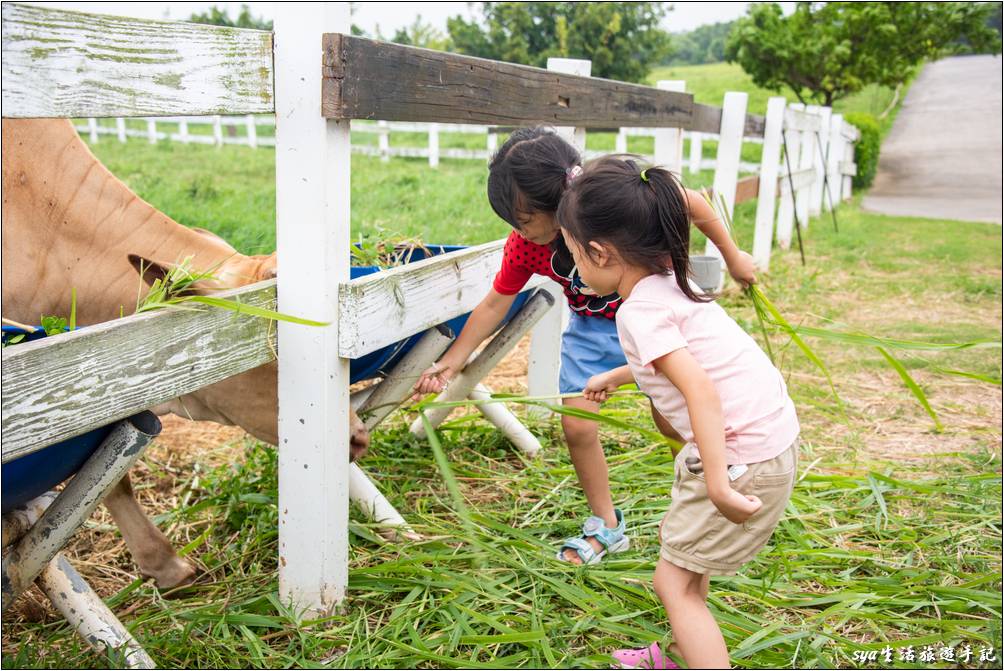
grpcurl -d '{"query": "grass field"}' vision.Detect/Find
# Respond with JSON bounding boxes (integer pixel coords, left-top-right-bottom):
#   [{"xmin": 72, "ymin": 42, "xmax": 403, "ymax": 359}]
[{"xmin": 4, "ymin": 60, "xmax": 1001, "ymax": 668}]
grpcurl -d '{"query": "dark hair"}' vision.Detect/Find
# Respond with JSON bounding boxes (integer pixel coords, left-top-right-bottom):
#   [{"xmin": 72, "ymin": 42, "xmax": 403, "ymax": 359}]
[
  {"xmin": 556, "ymin": 155, "xmax": 710, "ymax": 303},
  {"xmin": 487, "ymin": 127, "xmax": 581, "ymax": 229}
]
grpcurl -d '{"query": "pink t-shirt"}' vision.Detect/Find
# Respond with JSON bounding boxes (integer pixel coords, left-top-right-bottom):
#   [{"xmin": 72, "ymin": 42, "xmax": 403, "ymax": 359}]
[{"xmin": 616, "ymin": 273, "xmax": 799, "ymax": 465}]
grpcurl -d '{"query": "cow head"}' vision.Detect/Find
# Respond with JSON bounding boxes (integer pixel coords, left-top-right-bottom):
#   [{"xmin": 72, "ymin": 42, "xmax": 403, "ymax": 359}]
[{"xmin": 128, "ymin": 249, "xmax": 370, "ymax": 461}]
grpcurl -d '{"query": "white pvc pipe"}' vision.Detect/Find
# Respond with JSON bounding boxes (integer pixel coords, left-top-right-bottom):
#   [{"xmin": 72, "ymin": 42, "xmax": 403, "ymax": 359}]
[
  {"xmin": 470, "ymin": 384, "xmax": 541, "ymax": 458},
  {"xmin": 348, "ymin": 464, "xmax": 420, "ymax": 540}
]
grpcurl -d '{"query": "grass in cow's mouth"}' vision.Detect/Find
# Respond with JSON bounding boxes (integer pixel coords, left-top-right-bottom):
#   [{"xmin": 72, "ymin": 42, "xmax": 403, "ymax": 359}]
[{"xmin": 135, "ymin": 257, "xmax": 327, "ymax": 327}]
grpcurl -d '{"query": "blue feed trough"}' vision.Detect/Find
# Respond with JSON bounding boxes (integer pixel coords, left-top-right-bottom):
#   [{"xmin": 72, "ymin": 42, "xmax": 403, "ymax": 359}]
[{"xmin": 2, "ymin": 244, "xmax": 527, "ymax": 512}]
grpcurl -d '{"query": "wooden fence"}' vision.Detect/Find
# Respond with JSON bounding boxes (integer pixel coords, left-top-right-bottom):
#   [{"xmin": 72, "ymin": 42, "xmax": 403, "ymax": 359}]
[{"xmin": 1, "ymin": 2, "xmax": 857, "ymax": 616}]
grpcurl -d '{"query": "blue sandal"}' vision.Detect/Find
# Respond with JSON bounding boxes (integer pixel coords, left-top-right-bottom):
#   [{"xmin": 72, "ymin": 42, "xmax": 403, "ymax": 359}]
[{"xmin": 556, "ymin": 509, "xmax": 630, "ymax": 564}]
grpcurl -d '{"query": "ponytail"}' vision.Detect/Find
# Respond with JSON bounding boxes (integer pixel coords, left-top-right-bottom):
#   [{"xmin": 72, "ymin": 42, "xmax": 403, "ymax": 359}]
[{"xmin": 556, "ymin": 156, "xmax": 713, "ymax": 303}]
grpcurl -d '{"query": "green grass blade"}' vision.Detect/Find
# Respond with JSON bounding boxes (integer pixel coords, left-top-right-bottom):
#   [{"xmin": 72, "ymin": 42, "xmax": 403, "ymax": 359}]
[
  {"xmin": 179, "ymin": 295, "xmax": 329, "ymax": 327},
  {"xmin": 875, "ymin": 346, "xmax": 943, "ymax": 431}
]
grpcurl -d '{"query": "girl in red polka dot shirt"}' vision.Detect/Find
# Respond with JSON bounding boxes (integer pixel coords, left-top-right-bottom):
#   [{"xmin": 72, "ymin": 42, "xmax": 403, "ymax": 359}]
[{"xmin": 413, "ymin": 127, "xmax": 757, "ymax": 565}]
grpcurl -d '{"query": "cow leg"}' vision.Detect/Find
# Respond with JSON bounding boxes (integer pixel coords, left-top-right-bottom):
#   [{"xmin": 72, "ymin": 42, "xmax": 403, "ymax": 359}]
[{"xmin": 103, "ymin": 475, "xmax": 196, "ymax": 590}]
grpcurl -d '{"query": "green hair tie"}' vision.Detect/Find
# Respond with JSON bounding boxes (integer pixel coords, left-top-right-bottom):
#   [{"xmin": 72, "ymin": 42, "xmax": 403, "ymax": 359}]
[{"xmin": 640, "ymin": 168, "xmax": 650, "ymax": 183}]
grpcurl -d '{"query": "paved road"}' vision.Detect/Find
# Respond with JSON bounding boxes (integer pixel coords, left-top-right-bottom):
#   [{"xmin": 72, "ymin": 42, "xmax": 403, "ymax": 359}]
[{"xmin": 862, "ymin": 55, "xmax": 1003, "ymax": 224}]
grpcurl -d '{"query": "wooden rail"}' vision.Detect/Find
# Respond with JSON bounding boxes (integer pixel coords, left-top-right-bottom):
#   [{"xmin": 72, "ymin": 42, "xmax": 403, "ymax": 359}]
[
  {"xmin": 0, "ymin": 3, "xmax": 274, "ymax": 118},
  {"xmin": 321, "ymin": 34, "xmax": 767, "ymax": 136}
]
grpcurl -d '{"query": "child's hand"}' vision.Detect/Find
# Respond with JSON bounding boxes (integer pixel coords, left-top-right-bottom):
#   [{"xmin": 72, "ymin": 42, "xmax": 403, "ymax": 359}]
[
  {"xmin": 411, "ymin": 362, "xmax": 455, "ymax": 401},
  {"xmin": 583, "ymin": 371, "xmax": 620, "ymax": 403},
  {"xmin": 710, "ymin": 487, "xmax": 762, "ymax": 524},
  {"xmin": 726, "ymin": 250, "xmax": 757, "ymax": 287}
]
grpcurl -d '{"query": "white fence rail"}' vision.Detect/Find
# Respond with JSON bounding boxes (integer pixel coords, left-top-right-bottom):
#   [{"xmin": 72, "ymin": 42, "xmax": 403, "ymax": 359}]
[{"xmin": 75, "ymin": 117, "xmax": 763, "ymax": 173}]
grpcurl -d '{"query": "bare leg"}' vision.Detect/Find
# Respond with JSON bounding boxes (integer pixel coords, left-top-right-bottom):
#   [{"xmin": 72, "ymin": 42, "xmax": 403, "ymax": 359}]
[
  {"xmin": 654, "ymin": 559, "xmax": 728, "ymax": 668},
  {"xmin": 560, "ymin": 396, "xmax": 618, "ymax": 563},
  {"xmin": 103, "ymin": 475, "xmax": 196, "ymax": 590}
]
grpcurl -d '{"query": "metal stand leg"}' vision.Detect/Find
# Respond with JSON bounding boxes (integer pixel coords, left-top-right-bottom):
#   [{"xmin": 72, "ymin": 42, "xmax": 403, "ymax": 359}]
[
  {"xmin": 411, "ymin": 288, "xmax": 556, "ymax": 436},
  {"xmin": 2, "ymin": 411, "xmax": 161, "ymax": 611}
]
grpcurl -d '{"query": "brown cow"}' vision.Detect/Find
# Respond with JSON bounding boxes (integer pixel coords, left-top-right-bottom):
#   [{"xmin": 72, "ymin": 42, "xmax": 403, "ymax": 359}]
[{"xmin": 1, "ymin": 118, "xmax": 369, "ymax": 589}]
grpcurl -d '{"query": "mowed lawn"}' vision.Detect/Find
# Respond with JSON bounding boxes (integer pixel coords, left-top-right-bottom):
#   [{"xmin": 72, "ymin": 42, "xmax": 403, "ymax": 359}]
[{"xmin": 2, "ymin": 118, "xmax": 1001, "ymax": 670}]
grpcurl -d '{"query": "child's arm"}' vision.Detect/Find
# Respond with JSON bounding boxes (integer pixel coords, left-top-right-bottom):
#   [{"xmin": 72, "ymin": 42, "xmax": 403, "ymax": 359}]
[
  {"xmin": 685, "ymin": 188, "xmax": 757, "ymax": 286},
  {"xmin": 652, "ymin": 348, "xmax": 763, "ymax": 524},
  {"xmin": 583, "ymin": 364, "xmax": 635, "ymax": 403},
  {"xmin": 412, "ymin": 289, "xmax": 517, "ymax": 397}
]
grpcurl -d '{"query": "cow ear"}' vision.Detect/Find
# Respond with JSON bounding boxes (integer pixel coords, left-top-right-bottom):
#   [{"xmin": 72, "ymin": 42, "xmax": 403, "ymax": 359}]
[{"xmin": 128, "ymin": 254, "xmax": 173, "ymax": 287}]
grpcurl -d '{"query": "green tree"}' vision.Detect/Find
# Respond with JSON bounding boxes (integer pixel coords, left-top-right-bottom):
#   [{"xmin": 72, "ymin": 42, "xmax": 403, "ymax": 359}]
[
  {"xmin": 447, "ymin": 2, "xmax": 672, "ymax": 83},
  {"xmin": 666, "ymin": 21, "xmax": 735, "ymax": 65},
  {"xmin": 725, "ymin": 2, "xmax": 1002, "ymax": 106},
  {"xmin": 187, "ymin": 4, "xmax": 272, "ymax": 30},
  {"xmin": 390, "ymin": 15, "xmax": 451, "ymax": 51}
]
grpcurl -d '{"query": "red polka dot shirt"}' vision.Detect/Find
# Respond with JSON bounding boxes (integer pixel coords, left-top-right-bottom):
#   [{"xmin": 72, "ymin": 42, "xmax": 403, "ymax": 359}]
[{"xmin": 492, "ymin": 231, "xmax": 622, "ymax": 320}]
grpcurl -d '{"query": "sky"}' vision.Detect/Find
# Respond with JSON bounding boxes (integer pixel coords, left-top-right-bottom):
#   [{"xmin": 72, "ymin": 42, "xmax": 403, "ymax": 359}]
[{"xmin": 29, "ymin": 2, "xmax": 788, "ymax": 36}]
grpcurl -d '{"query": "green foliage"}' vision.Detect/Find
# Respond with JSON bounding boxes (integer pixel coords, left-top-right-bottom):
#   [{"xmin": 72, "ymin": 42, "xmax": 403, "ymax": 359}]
[
  {"xmin": 665, "ymin": 20, "xmax": 735, "ymax": 65},
  {"xmin": 725, "ymin": 2, "xmax": 1003, "ymax": 106},
  {"xmin": 388, "ymin": 15, "xmax": 451, "ymax": 51},
  {"xmin": 844, "ymin": 112, "xmax": 881, "ymax": 190},
  {"xmin": 187, "ymin": 4, "xmax": 272, "ymax": 30},
  {"xmin": 447, "ymin": 2, "xmax": 672, "ymax": 82}
]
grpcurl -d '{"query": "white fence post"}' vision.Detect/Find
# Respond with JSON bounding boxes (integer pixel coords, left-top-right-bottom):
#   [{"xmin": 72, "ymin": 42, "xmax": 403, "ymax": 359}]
[
  {"xmin": 146, "ymin": 119, "xmax": 157, "ymax": 144},
  {"xmin": 179, "ymin": 119, "xmax": 189, "ymax": 144},
  {"xmin": 615, "ymin": 128, "xmax": 628, "ymax": 154},
  {"xmin": 115, "ymin": 118, "xmax": 126, "ymax": 143},
  {"xmin": 795, "ymin": 104, "xmax": 815, "ymax": 230},
  {"xmin": 274, "ymin": 2, "xmax": 352, "ymax": 616},
  {"xmin": 486, "ymin": 128, "xmax": 498, "ymax": 160},
  {"xmin": 775, "ymin": 104, "xmax": 800, "ymax": 250},
  {"xmin": 751, "ymin": 96, "xmax": 786, "ymax": 271},
  {"xmin": 706, "ymin": 91, "xmax": 748, "ymax": 281},
  {"xmin": 212, "ymin": 115, "xmax": 223, "ymax": 147},
  {"xmin": 842, "ymin": 121, "xmax": 854, "ymax": 200},
  {"xmin": 87, "ymin": 118, "xmax": 99, "ymax": 143},
  {"xmin": 428, "ymin": 122, "xmax": 440, "ymax": 168},
  {"xmin": 655, "ymin": 80, "xmax": 686, "ymax": 175},
  {"xmin": 688, "ymin": 131, "xmax": 702, "ymax": 174},
  {"xmin": 378, "ymin": 120, "xmax": 390, "ymax": 162},
  {"xmin": 245, "ymin": 114, "xmax": 258, "ymax": 148},
  {"xmin": 528, "ymin": 57, "xmax": 591, "ymax": 409},
  {"xmin": 809, "ymin": 105, "xmax": 831, "ymax": 216},
  {"xmin": 825, "ymin": 113, "xmax": 843, "ymax": 211}
]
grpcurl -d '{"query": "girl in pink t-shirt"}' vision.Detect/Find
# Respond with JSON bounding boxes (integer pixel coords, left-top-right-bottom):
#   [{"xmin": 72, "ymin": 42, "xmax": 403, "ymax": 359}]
[
  {"xmin": 413, "ymin": 127, "xmax": 758, "ymax": 567},
  {"xmin": 557, "ymin": 156, "xmax": 799, "ymax": 669}
]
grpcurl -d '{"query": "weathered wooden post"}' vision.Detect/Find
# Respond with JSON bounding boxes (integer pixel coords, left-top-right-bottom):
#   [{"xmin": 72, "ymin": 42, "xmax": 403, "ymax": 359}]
[
  {"xmin": 842, "ymin": 121, "xmax": 856, "ymax": 200},
  {"xmin": 706, "ymin": 91, "xmax": 748, "ymax": 286},
  {"xmin": 809, "ymin": 105, "xmax": 831, "ymax": 216},
  {"xmin": 751, "ymin": 96, "xmax": 786, "ymax": 271},
  {"xmin": 655, "ymin": 80, "xmax": 686, "ymax": 175},
  {"xmin": 274, "ymin": 2, "xmax": 352, "ymax": 616}
]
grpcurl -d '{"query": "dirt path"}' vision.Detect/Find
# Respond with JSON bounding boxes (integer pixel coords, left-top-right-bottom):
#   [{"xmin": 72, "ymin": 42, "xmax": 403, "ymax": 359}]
[{"xmin": 862, "ymin": 55, "xmax": 1003, "ymax": 224}]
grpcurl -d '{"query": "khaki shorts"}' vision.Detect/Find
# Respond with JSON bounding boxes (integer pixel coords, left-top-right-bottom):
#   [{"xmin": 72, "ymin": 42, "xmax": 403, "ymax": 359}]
[{"xmin": 660, "ymin": 439, "xmax": 798, "ymax": 575}]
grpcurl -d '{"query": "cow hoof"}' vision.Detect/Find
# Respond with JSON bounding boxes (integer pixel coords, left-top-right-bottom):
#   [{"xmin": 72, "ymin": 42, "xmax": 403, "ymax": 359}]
[{"xmin": 148, "ymin": 557, "xmax": 197, "ymax": 592}]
